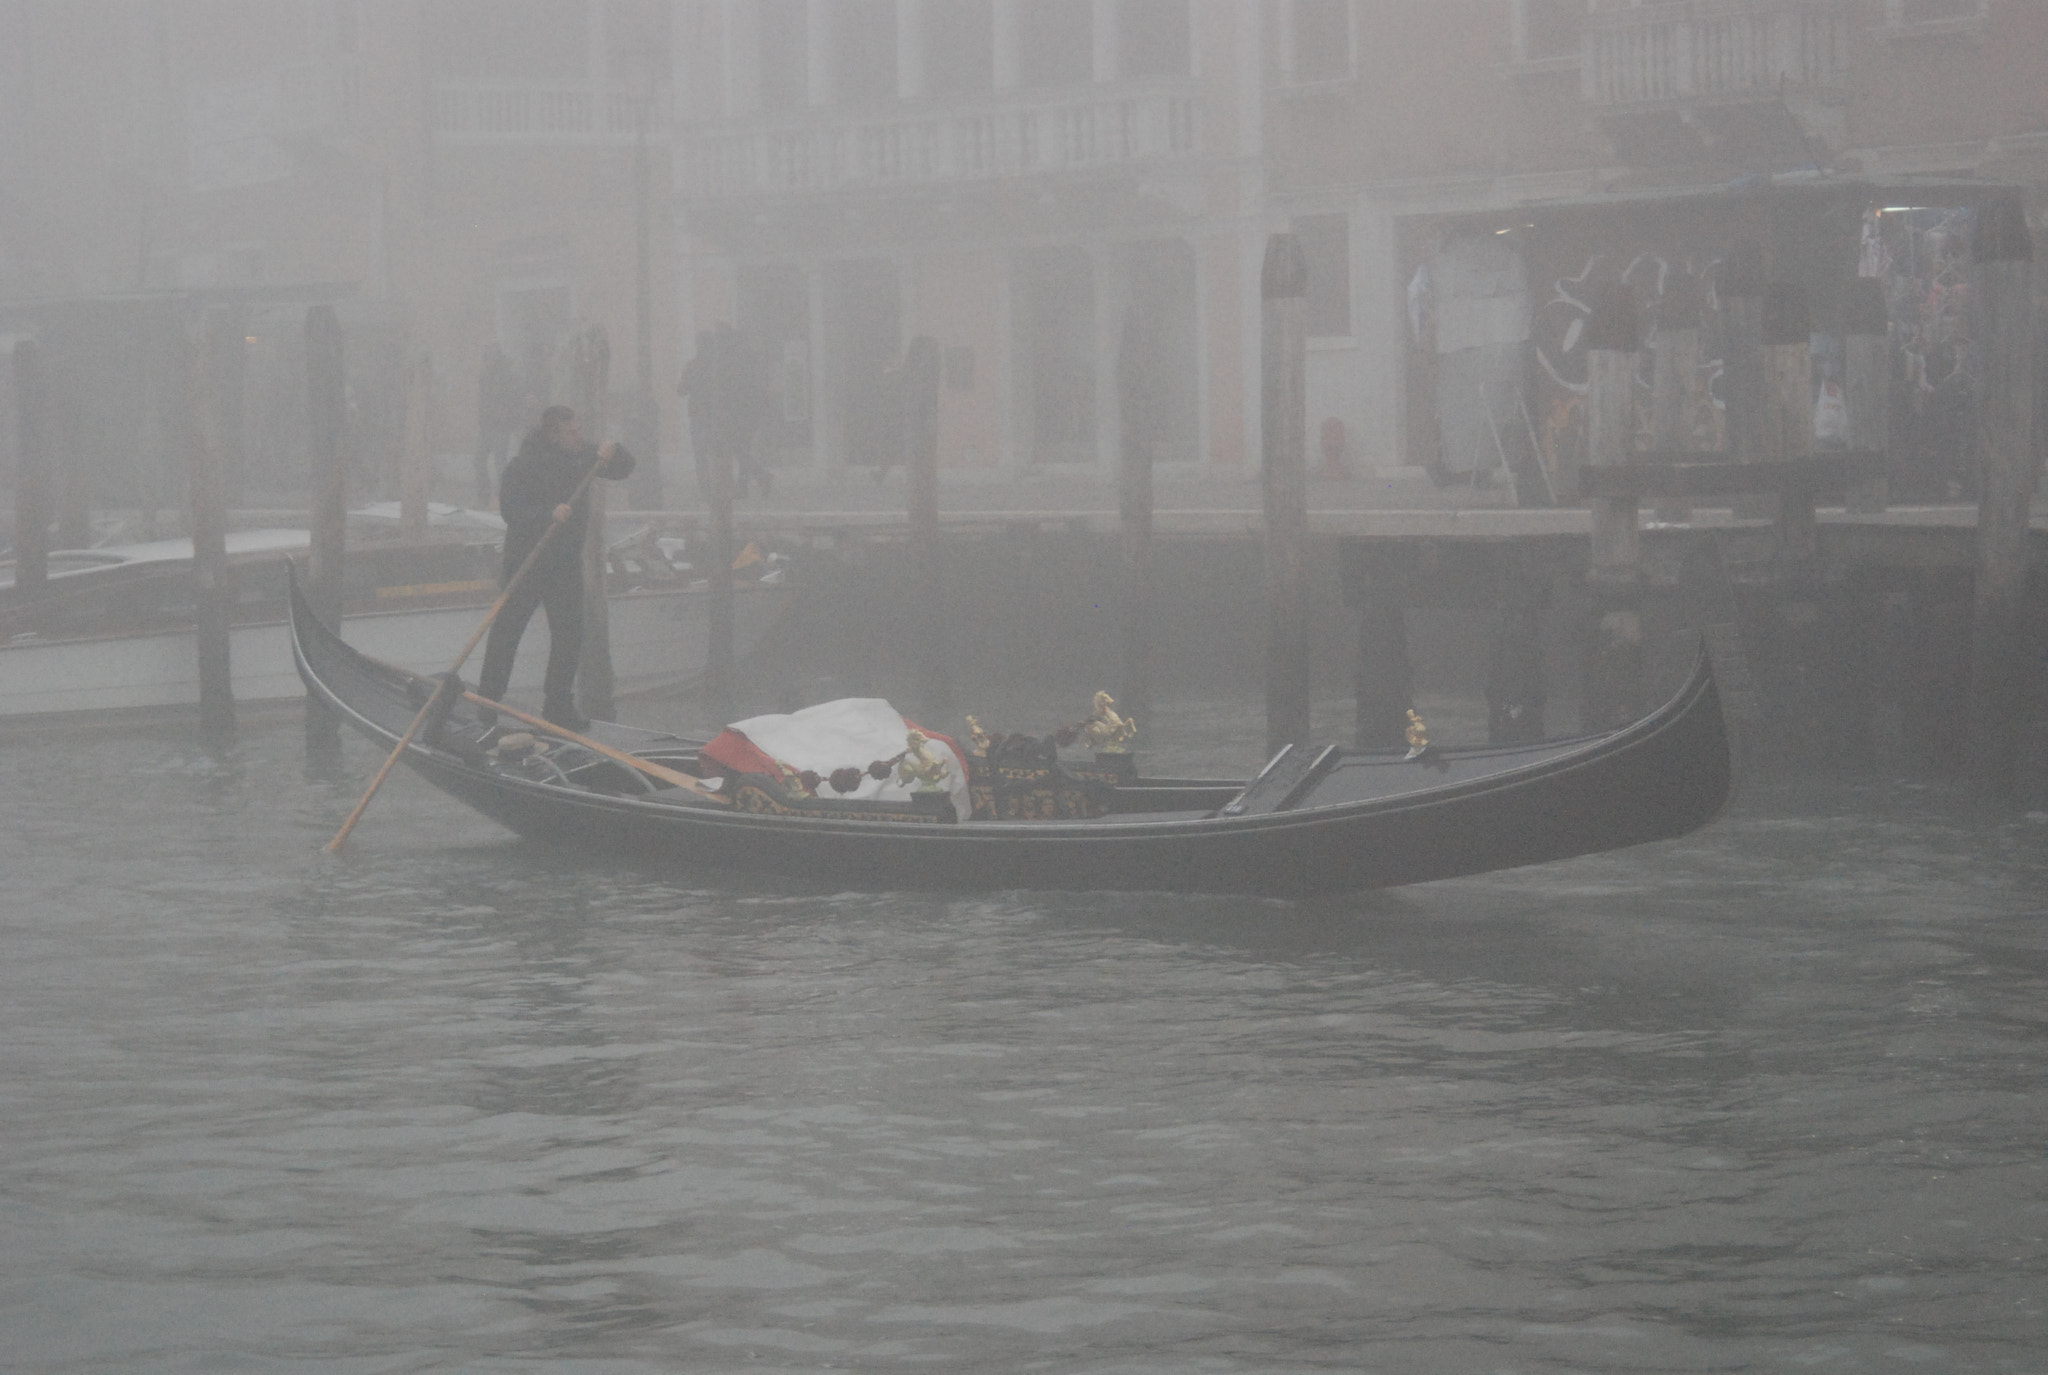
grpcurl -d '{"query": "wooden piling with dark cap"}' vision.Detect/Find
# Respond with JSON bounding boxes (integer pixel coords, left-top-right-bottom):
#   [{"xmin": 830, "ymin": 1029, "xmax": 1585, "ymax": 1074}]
[
  {"xmin": 215, "ymin": 302, "xmax": 249, "ymax": 495},
  {"xmin": 1261, "ymin": 231, "xmax": 1311, "ymax": 759},
  {"xmin": 1763, "ymin": 283, "xmax": 1816, "ymax": 564},
  {"xmin": 1717, "ymin": 240, "xmax": 1768, "ymax": 464},
  {"xmin": 1115, "ymin": 302, "xmax": 1155, "ymax": 731},
  {"xmin": 52, "ymin": 340, "xmax": 89, "ymax": 550},
  {"xmin": 576, "ymin": 326, "xmax": 617, "ymax": 722},
  {"xmin": 304, "ymin": 304, "xmax": 349, "ymax": 754},
  {"xmin": 902, "ymin": 334, "xmax": 947, "ymax": 714},
  {"xmin": 187, "ymin": 306, "xmax": 236, "ymax": 737},
  {"xmin": 1842, "ymin": 276, "xmax": 1890, "ymax": 514},
  {"xmin": 1649, "ymin": 274, "xmax": 1701, "ymax": 525},
  {"xmin": 1337, "ymin": 541, "xmax": 1414, "ymax": 751},
  {"xmin": 1584, "ymin": 282, "xmax": 1642, "ymax": 577},
  {"xmin": 11, "ymin": 339, "xmax": 51, "ymax": 598},
  {"xmin": 702, "ymin": 358, "xmax": 736, "ymax": 725},
  {"xmin": 1487, "ymin": 544, "xmax": 1549, "ymax": 746},
  {"xmin": 1582, "ymin": 282, "xmax": 1647, "ymax": 732},
  {"xmin": 1967, "ymin": 197, "xmax": 2039, "ymax": 803},
  {"xmin": 399, "ymin": 351, "xmax": 431, "ymax": 540}
]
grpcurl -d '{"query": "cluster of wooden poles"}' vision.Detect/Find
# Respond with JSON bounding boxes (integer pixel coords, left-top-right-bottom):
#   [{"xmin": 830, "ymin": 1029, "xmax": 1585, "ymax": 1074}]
[
  {"xmin": 1573, "ymin": 199, "xmax": 2038, "ymax": 801},
  {"xmin": 872, "ymin": 231, "xmax": 1322, "ymax": 765},
  {"xmin": 11, "ymin": 211, "xmax": 2036, "ymax": 810},
  {"xmin": 12, "ymin": 303, "xmax": 248, "ymax": 739}
]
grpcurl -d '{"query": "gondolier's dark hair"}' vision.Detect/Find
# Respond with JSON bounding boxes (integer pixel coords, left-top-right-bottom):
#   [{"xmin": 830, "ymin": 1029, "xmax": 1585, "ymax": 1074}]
[{"xmin": 539, "ymin": 404, "xmax": 574, "ymax": 432}]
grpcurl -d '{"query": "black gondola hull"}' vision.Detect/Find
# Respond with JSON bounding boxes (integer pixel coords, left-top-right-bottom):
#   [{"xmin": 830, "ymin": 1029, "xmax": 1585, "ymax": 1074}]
[{"xmin": 292, "ymin": 568, "xmax": 1731, "ymax": 897}]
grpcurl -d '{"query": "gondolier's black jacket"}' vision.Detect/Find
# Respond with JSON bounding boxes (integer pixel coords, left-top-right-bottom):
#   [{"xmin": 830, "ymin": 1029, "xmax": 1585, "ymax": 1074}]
[{"xmin": 497, "ymin": 432, "xmax": 636, "ymax": 582}]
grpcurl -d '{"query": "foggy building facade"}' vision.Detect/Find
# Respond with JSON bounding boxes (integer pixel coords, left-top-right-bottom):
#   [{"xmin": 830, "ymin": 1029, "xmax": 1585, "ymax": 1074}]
[
  {"xmin": 1267, "ymin": 0, "xmax": 2048, "ymax": 490},
  {"xmin": 0, "ymin": 0, "xmax": 680, "ymax": 504},
  {"xmin": 2, "ymin": 1, "xmax": 2044, "ymax": 505},
  {"xmin": 674, "ymin": 0, "xmax": 1263, "ymax": 489}
]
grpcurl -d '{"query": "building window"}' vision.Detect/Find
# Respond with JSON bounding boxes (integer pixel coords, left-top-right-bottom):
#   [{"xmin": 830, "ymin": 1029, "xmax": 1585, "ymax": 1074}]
[
  {"xmin": 1119, "ymin": 0, "xmax": 1190, "ymax": 79},
  {"xmin": 736, "ymin": 265, "xmax": 813, "ymax": 450},
  {"xmin": 1018, "ymin": 246, "xmax": 1097, "ymax": 464},
  {"xmin": 1020, "ymin": 0, "xmax": 1093, "ymax": 88},
  {"xmin": 758, "ymin": 0, "xmax": 807, "ymax": 112},
  {"xmin": 1511, "ymin": 0, "xmax": 1583, "ymax": 66},
  {"xmin": 832, "ymin": 0, "xmax": 899, "ymax": 107},
  {"xmin": 1289, "ymin": 0, "xmax": 1352, "ymax": 85},
  {"xmin": 924, "ymin": 0, "xmax": 993, "ymax": 96},
  {"xmin": 1295, "ymin": 213, "xmax": 1351, "ymax": 338},
  {"xmin": 827, "ymin": 260, "xmax": 903, "ymax": 471}
]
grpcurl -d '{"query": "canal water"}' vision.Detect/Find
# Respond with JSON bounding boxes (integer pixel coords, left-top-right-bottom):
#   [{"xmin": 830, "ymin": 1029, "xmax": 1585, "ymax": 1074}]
[{"xmin": 1, "ymin": 695, "xmax": 2043, "ymax": 1373}]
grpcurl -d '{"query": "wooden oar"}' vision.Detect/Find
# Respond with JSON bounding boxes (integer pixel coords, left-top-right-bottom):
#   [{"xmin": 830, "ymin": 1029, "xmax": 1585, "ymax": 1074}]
[
  {"xmin": 326, "ymin": 450, "xmax": 612, "ymax": 851},
  {"xmin": 460, "ymin": 690, "xmax": 730, "ymax": 803}
]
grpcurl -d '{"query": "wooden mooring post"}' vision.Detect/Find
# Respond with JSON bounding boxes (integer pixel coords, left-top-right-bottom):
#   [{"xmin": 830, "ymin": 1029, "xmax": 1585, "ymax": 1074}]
[
  {"xmin": 11, "ymin": 339, "xmax": 50, "ymax": 598},
  {"xmin": 399, "ymin": 351, "xmax": 431, "ymax": 540},
  {"xmin": 305, "ymin": 304, "xmax": 349, "ymax": 755},
  {"xmin": 1718, "ymin": 240, "xmax": 1768, "ymax": 467},
  {"xmin": 1764, "ymin": 284, "xmax": 1816, "ymax": 566},
  {"xmin": 1115, "ymin": 300, "xmax": 1155, "ymax": 729},
  {"xmin": 1488, "ymin": 543, "xmax": 1550, "ymax": 746},
  {"xmin": 51, "ymin": 338, "xmax": 89, "ymax": 551},
  {"xmin": 1649, "ymin": 275, "xmax": 1701, "ymax": 526},
  {"xmin": 1261, "ymin": 232, "xmax": 1311, "ymax": 759},
  {"xmin": 1583, "ymin": 283, "xmax": 1646, "ymax": 731},
  {"xmin": 1585, "ymin": 283, "xmax": 1642, "ymax": 576},
  {"xmin": 575, "ymin": 327, "xmax": 617, "ymax": 722},
  {"xmin": 702, "ymin": 364, "xmax": 736, "ymax": 726},
  {"xmin": 186, "ymin": 305, "xmax": 236, "ymax": 738},
  {"xmin": 1336, "ymin": 541, "xmax": 1415, "ymax": 751},
  {"xmin": 1966, "ymin": 199, "xmax": 2039, "ymax": 804},
  {"xmin": 1843, "ymin": 277, "xmax": 1890, "ymax": 514},
  {"xmin": 903, "ymin": 335, "xmax": 947, "ymax": 716}
]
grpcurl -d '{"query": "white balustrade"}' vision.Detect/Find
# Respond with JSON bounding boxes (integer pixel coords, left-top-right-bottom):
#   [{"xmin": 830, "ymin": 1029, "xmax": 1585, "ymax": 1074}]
[
  {"xmin": 1582, "ymin": 1, "xmax": 1849, "ymax": 106},
  {"xmin": 432, "ymin": 84, "xmax": 670, "ymax": 144},
  {"xmin": 687, "ymin": 82, "xmax": 1200, "ymax": 198}
]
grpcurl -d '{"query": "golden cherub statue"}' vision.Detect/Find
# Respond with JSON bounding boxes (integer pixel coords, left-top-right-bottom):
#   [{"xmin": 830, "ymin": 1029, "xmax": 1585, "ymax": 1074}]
[
  {"xmin": 1080, "ymin": 690, "xmax": 1137, "ymax": 753},
  {"xmin": 896, "ymin": 729, "xmax": 953, "ymax": 792},
  {"xmin": 1404, "ymin": 709, "xmax": 1429, "ymax": 759},
  {"xmin": 965, "ymin": 715, "xmax": 994, "ymax": 756}
]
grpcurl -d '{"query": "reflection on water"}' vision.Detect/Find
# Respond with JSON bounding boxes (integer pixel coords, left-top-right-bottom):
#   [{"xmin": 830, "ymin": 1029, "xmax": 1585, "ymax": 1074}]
[{"xmin": 1, "ymin": 706, "xmax": 2043, "ymax": 1372}]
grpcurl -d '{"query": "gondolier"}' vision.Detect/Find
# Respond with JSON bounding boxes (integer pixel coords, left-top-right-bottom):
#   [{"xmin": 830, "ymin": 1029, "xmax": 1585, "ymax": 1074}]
[{"xmin": 477, "ymin": 405, "xmax": 635, "ymax": 731}]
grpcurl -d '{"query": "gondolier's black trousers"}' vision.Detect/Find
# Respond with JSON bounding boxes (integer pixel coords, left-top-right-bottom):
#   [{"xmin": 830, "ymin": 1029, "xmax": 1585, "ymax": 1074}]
[{"xmin": 477, "ymin": 562, "xmax": 584, "ymax": 718}]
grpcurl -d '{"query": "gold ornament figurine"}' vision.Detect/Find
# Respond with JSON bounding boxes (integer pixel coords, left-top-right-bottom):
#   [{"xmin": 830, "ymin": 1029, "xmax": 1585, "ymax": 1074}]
[
  {"xmin": 1403, "ymin": 709, "xmax": 1430, "ymax": 760},
  {"xmin": 965, "ymin": 715, "xmax": 994, "ymax": 756},
  {"xmin": 1080, "ymin": 690, "xmax": 1137, "ymax": 754},
  {"xmin": 896, "ymin": 729, "xmax": 954, "ymax": 792}
]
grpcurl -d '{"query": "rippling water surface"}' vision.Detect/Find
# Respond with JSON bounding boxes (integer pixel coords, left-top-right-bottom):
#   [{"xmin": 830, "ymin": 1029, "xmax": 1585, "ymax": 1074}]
[{"xmin": 2, "ymin": 702, "xmax": 2044, "ymax": 1373}]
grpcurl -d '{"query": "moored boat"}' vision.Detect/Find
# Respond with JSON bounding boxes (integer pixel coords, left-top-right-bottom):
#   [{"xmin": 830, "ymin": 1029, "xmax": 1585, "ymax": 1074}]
[
  {"xmin": 0, "ymin": 522, "xmax": 790, "ymax": 720},
  {"xmin": 290, "ymin": 566, "xmax": 1733, "ymax": 897}
]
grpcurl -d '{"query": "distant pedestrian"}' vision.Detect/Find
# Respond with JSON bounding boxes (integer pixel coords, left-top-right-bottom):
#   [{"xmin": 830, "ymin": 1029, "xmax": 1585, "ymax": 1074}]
[{"xmin": 476, "ymin": 405, "xmax": 635, "ymax": 732}]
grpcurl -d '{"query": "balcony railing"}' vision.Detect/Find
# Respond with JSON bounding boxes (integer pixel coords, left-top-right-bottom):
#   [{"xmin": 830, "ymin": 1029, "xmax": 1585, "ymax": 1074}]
[
  {"xmin": 1582, "ymin": 1, "xmax": 1850, "ymax": 106},
  {"xmin": 687, "ymin": 84, "xmax": 1200, "ymax": 199},
  {"xmin": 432, "ymin": 83, "xmax": 670, "ymax": 144}
]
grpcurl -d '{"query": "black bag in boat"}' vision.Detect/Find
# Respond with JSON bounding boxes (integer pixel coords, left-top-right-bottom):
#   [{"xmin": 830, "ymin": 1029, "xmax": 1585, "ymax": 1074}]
[{"xmin": 965, "ymin": 735, "xmax": 1120, "ymax": 821}]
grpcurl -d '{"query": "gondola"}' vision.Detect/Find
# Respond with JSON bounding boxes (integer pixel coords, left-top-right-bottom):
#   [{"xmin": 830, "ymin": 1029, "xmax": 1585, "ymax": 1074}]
[{"xmin": 290, "ymin": 566, "xmax": 1731, "ymax": 898}]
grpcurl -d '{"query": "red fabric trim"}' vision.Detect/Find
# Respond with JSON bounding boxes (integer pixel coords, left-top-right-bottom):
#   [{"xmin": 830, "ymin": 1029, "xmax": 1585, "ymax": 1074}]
[{"xmin": 700, "ymin": 729, "xmax": 788, "ymax": 781}]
